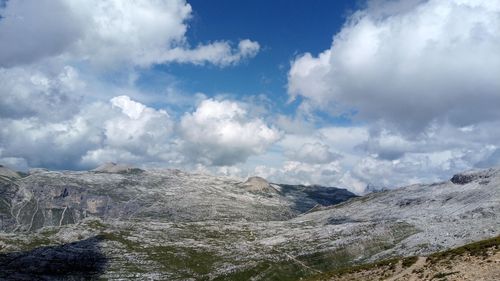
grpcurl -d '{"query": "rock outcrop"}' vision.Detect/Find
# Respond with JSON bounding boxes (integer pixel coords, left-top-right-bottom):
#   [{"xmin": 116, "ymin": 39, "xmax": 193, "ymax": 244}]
[
  {"xmin": 450, "ymin": 168, "xmax": 498, "ymax": 185},
  {"xmin": 239, "ymin": 176, "xmax": 278, "ymax": 193},
  {"xmin": 0, "ymin": 165, "xmax": 20, "ymax": 179}
]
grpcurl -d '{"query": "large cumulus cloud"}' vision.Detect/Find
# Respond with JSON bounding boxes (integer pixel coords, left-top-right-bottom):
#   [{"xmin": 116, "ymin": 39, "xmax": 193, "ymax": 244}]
[
  {"xmin": 276, "ymin": 0, "xmax": 500, "ymax": 192},
  {"xmin": 0, "ymin": 0, "xmax": 259, "ymax": 67},
  {"xmin": 179, "ymin": 99, "xmax": 281, "ymax": 166},
  {"xmin": 0, "ymin": 95, "xmax": 174, "ymax": 169},
  {"xmin": 0, "ymin": 93, "xmax": 282, "ymax": 170},
  {"xmin": 289, "ymin": 0, "xmax": 500, "ymax": 132}
]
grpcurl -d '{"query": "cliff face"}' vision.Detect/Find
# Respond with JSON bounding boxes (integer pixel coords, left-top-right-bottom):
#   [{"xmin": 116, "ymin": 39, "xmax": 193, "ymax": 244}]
[{"xmin": 0, "ymin": 166, "xmax": 498, "ymax": 280}]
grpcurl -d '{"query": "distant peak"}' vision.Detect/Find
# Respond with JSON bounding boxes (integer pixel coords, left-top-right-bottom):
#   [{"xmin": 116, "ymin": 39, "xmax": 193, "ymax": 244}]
[
  {"xmin": 246, "ymin": 176, "xmax": 268, "ymax": 183},
  {"xmin": 92, "ymin": 162, "xmax": 143, "ymax": 174},
  {"xmin": 239, "ymin": 176, "xmax": 278, "ymax": 193}
]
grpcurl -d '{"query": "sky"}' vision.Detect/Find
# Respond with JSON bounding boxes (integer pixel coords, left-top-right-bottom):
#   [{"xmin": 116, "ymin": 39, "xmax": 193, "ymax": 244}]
[{"xmin": 1, "ymin": 0, "xmax": 500, "ymax": 194}]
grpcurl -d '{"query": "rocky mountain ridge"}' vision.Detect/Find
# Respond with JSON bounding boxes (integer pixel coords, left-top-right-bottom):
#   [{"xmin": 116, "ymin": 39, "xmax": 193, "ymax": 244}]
[
  {"xmin": 0, "ymin": 164, "xmax": 498, "ymax": 280},
  {"xmin": 0, "ymin": 163, "xmax": 356, "ymax": 232}
]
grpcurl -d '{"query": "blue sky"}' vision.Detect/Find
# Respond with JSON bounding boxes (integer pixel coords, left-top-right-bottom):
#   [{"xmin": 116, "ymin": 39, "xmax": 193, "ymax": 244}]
[
  {"xmin": 1, "ymin": 0, "xmax": 500, "ymax": 194},
  {"xmin": 147, "ymin": 0, "xmax": 358, "ymax": 114}
]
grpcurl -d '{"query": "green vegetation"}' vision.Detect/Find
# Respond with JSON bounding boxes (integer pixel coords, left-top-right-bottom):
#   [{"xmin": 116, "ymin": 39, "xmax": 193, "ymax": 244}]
[
  {"xmin": 22, "ymin": 235, "xmax": 53, "ymax": 250},
  {"xmin": 16, "ymin": 171, "xmax": 29, "ymax": 178},
  {"xmin": 217, "ymin": 221, "xmax": 418, "ymax": 280},
  {"xmin": 148, "ymin": 245, "xmax": 219, "ymax": 276},
  {"xmin": 122, "ymin": 168, "xmax": 145, "ymax": 175},
  {"xmin": 101, "ymin": 230, "xmax": 221, "ymax": 279},
  {"xmin": 429, "ymin": 235, "xmax": 500, "ymax": 262},
  {"xmin": 305, "ymin": 257, "xmax": 400, "ymax": 281},
  {"xmin": 214, "ymin": 258, "xmax": 328, "ymax": 281},
  {"xmin": 2, "ymin": 229, "xmax": 60, "ymax": 251},
  {"xmin": 401, "ymin": 255, "xmax": 418, "ymax": 268},
  {"xmin": 305, "ymin": 235, "xmax": 500, "ymax": 281},
  {"xmin": 431, "ymin": 271, "xmax": 459, "ymax": 279},
  {"xmin": 86, "ymin": 219, "xmax": 107, "ymax": 230}
]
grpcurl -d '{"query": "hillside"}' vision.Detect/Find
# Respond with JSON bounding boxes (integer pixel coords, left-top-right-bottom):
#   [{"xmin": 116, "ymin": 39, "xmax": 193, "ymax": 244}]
[
  {"xmin": 307, "ymin": 235, "xmax": 500, "ymax": 281},
  {"xmin": 0, "ymin": 165, "xmax": 498, "ymax": 280}
]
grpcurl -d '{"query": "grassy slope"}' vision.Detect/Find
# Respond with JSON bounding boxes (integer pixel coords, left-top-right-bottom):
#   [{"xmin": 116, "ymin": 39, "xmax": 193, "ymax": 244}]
[{"xmin": 306, "ymin": 235, "xmax": 500, "ymax": 281}]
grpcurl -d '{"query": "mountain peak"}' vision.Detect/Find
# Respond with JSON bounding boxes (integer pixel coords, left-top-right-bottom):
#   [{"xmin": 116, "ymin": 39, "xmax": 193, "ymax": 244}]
[
  {"xmin": 239, "ymin": 176, "xmax": 278, "ymax": 193},
  {"xmin": 92, "ymin": 162, "xmax": 143, "ymax": 174}
]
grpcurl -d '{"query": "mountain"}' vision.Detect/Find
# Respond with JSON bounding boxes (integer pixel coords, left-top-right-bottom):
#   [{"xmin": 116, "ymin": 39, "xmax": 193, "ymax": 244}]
[
  {"xmin": 0, "ymin": 163, "xmax": 356, "ymax": 232},
  {"xmin": 0, "ymin": 165, "xmax": 498, "ymax": 280}
]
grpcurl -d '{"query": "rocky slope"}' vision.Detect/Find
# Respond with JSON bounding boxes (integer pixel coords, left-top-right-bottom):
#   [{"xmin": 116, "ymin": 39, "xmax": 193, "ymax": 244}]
[
  {"xmin": 0, "ymin": 165, "xmax": 498, "ymax": 280},
  {"xmin": 0, "ymin": 163, "xmax": 356, "ymax": 232}
]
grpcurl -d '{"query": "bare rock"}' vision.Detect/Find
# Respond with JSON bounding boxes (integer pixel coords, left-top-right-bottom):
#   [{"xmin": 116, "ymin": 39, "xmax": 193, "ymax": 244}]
[
  {"xmin": 450, "ymin": 168, "xmax": 498, "ymax": 185},
  {"xmin": 28, "ymin": 168, "xmax": 49, "ymax": 175},
  {"xmin": 92, "ymin": 162, "xmax": 143, "ymax": 174},
  {"xmin": 239, "ymin": 176, "xmax": 278, "ymax": 193},
  {"xmin": 0, "ymin": 165, "xmax": 20, "ymax": 179}
]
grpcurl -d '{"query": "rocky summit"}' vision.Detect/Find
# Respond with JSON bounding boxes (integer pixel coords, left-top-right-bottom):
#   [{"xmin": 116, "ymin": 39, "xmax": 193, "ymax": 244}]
[{"xmin": 0, "ymin": 165, "xmax": 499, "ymax": 280}]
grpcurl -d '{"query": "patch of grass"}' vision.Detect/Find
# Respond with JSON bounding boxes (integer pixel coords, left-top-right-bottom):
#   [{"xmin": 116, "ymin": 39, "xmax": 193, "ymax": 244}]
[
  {"xmin": 101, "ymin": 230, "xmax": 222, "ymax": 279},
  {"xmin": 118, "ymin": 168, "xmax": 145, "ymax": 175},
  {"xmin": 86, "ymin": 219, "xmax": 106, "ymax": 230},
  {"xmin": 432, "ymin": 271, "xmax": 459, "ymax": 279},
  {"xmin": 402, "ymin": 256, "xmax": 418, "ymax": 268},
  {"xmin": 100, "ymin": 231, "xmax": 139, "ymax": 251},
  {"xmin": 148, "ymin": 245, "xmax": 219, "ymax": 276},
  {"xmin": 429, "ymin": 235, "xmax": 500, "ymax": 262},
  {"xmin": 22, "ymin": 236, "xmax": 53, "ymax": 250},
  {"xmin": 10, "ymin": 230, "xmax": 59, "ymax": 251},
  {"xmin": 306, "ymin": 257, "xmax": 400, "ymax": 281},
  {"xmin": 17, "ymin": 171, "xmax": 29, "ymax": 178},
  {"xmin": 215, "ymin": 259, "xmax": 316, "ymax": 281},
  {"xmin": 38, "ymin": 227, "xmax": 59, "ymax": 236},
  {"xmin": 389, "ymin": 221, "xmax": 420, "ymax": 242}
]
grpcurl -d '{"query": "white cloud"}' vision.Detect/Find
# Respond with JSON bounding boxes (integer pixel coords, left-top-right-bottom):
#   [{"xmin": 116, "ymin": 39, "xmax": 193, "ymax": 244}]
[
  {"xmin": 234, "ymin": 119, "xmax": 500, "ymax": 194},
  {"xmin": 0, "ymin": 0, "xmax": 264, "ymax": 171},
  {"xmin": 0, "ymin": 0, "xmax": 259, "ymax": 68},
  {"xmin": 111, "ymin": 96, "xmax": 147, "ymax": 120},
  {"xmin": 0, "ymin": 96, "xmax": 174, "ymax": 169},
  {"xmin": 286, "ymin": 142, "xmax": 340, "ymax": 164},
  {"xmin": 270, "ymin": 0, "xmax": 500, "ymax": 192},
  {"xmin": 103, "ymin": 97, "xmax": 173, "ymax": 155},
  {"xmin": 160, "ymin": 39, "xmax": 260, "ymax": 67},
  {"xmin": 0, "ymin": 0, "xmax": 83, "ymax": 67},
  {"xmin": 0, "ymin": 65, "xmax": 84, "ymax": 120},
  {"xmin": 288, "ymin": 0, "xmax": 500, "ymax": 132},
  {"xmin": 179, "ymin": 99, "xmax": 281, "ymax": 166}
]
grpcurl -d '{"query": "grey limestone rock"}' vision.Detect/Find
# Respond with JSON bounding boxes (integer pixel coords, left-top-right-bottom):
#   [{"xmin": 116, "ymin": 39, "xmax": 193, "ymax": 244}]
[{"xmin": 0, "ymin": 165, "xmax": 498, "ymax": 280}]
